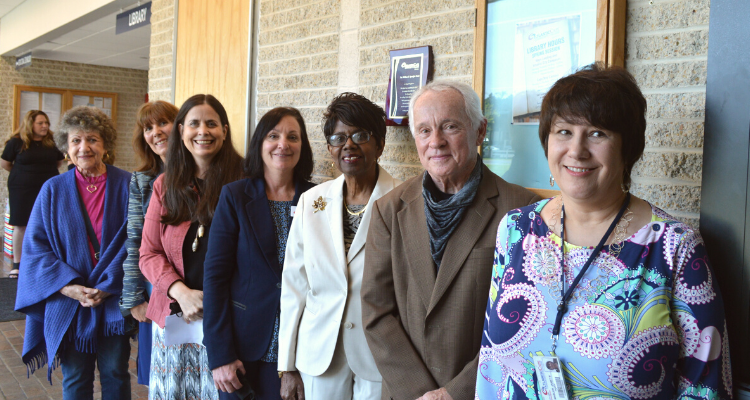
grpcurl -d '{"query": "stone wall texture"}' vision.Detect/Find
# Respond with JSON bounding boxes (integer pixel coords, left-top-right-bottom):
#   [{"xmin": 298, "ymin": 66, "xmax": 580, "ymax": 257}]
[
  {"xmin": 256, "ymin": 0, "xmax": 342, "ymax": 182},
  {"xmin": 0, "ymin": 57, "xmax": 148, "ymax": 208},
  {"xmin": 148, "ymin": 0, "xmax": 177, "ymax": 102},
  {"xmin": 626, "ymin": 0, "xmax": 710, "ymax": 226},
  {"xmin": 255, "ymin": 0, "xmax": 476, "ymax": 182}
]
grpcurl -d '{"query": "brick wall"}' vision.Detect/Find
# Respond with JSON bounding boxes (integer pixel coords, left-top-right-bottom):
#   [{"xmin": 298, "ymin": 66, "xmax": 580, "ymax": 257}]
[
  {"xmin": 152, "ymin": 0, "xmax": 709, "ymax": 222},
  {"xmin": 148, "ymin": 0, "xmax": 176, "ymax": 102},
  {"xmin": 0, "ymin": 57, "xmax": 148, "ymax": 207},
  {"xmin": 358, "ymin": 0, "xmax": 476, "ymax": 182},
  {"xmin": 256, "ymin": 0, "xmax": 342, "ymax": 182},
  {"xmin": 626, "ymin": 0, "xmax": 709, "ymax": 226},
  {"xmin": 254, "ymin": 0, "xmax": 476, "ymax": 183}
]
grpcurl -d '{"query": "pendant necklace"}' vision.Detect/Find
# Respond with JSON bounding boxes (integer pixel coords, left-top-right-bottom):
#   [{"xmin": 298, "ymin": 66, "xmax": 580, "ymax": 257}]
[{"xmin": 191, "ymin": 178, "xmax": 205, "ymax": 252}]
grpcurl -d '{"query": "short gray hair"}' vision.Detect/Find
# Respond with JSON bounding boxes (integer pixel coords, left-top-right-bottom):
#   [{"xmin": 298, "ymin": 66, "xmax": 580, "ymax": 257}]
[
  {"xmin": 408, "ymin": 79, "xmax": 485, "ymax": 134},
  {"xmin": 55, "ymin": 106, "xmax": 117, "ymax": 163}
]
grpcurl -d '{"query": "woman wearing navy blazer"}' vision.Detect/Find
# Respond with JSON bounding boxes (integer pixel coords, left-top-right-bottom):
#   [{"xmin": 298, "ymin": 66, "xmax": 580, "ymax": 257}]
[{"xmin": 203, "ymin": 107, "xmax": 315, "ymax": 400}]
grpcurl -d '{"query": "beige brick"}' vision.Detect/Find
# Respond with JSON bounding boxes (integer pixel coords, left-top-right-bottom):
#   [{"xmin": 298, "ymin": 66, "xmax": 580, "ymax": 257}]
[
  {"xmin": 434, "ymin": 55, "xmax": 473, "ymax": 77},
  {"xmin": 260, "ymin": 34, "xmax": 339, "ymax": 61},
  {"xmin": 360, "ymin": 1, "xmax": 410, "ymax": 27},
  {"xmin": 645, "ymin": 121, "xmax": 704, "ymax": 148},
  {"xmin": 268, "ymin": 57, "xmax": 312, "ymax": 76},
  {"xmin": 628, "ymin": 0, "xmax": 709, "ymax": 32},
  {"xmin": 313, "ymin": 158, "xmax": 338, "ymax": 178},
  {"xmin": 632, "ymin": 151, "xmax": 703, "ymax": 182},
  {"xmin": 297, "ymin": 71, "xmax": 338, "ymax": 89},
  {"xmin": 361, "ymin": 0, "xmax": 397, "ymax": 11},
  {"xmin": 627, "ymin": 30, "xmax": 708, "ymax": 61},
  {"xmin": 360, "ymin": 21, "xmax": 411, "ymax": 46},
  {"xmin": 386, "ymin": 126, "xmax": 414, "ymax": 143},
  {"xmin": 410, "ymin": 9, "xmax": 475, "ymax": 38},
  {"xmin": 260, "ymin": 0, "xmax": 273, "ymax": 15},
  {"xmin": 359, "ymin": 65, "xmax": 389, "ymax": 85},
  {"xmin": 360, "ymin": 84, "xmax": 388, "ymax": 104},
  {"xmin": 308, "ymin": 89, "xmax": 338, "ymax": 106},
  {"xmin": 311, "ymin": 53, "xmax": 338, "ymax": 71},
  {"xmin": 260, "ymin": 16, "xmax": 339, "ymax": 46},
  {"xmin": 382, "ymin": 164, "xmax": 423, "ymax": 182},
  {"xmin": 382, "ymin": 142, "xmax": 420, "ymax": 164},
  {"xmin": 630, "ymin": 182, "xmax": 701, "ymax": 214},
  {"xmin": 629, "ymin": 61, "xmax": 707, "ymax": 89},
  {"xmin": 645, "ymin": 92, "xmax": 705, "ymax": 119}
]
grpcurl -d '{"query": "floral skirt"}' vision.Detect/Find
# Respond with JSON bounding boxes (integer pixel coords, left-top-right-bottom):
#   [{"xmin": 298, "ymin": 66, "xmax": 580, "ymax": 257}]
[{"xmin": 149, "ymin": 322, "xmax": 219, "ymax": 400}]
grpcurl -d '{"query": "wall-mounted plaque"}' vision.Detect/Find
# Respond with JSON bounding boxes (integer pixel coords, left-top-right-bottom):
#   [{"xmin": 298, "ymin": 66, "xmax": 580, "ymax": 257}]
[{"xmin": 385, "ymin": 46, "xmax": 433, "ymax": 126}]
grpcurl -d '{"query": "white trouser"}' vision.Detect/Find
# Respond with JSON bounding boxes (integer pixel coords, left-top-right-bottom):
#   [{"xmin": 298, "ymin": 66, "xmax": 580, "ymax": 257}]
[{"xmin": 299, "ymin": 333, "xmax": 381, "ymax": 400}]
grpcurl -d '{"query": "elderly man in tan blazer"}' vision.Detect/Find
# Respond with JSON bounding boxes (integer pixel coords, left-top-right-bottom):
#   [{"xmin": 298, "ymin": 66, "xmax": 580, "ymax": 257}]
[{"xmin": 362, "ymin": 80, "xmax": 541, "ymax": 400}]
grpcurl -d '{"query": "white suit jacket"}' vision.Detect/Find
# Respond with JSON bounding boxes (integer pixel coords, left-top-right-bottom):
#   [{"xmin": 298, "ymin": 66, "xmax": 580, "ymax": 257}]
[{"xmin": 278, "ymin": 166, "xmax": 401, "ymax": 379}]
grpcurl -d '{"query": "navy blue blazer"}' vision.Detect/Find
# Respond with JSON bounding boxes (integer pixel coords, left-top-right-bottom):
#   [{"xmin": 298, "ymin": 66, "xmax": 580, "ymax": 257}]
[{"xmin": 203, "ymin": 177, "xmax": 316, "ymax": 370}]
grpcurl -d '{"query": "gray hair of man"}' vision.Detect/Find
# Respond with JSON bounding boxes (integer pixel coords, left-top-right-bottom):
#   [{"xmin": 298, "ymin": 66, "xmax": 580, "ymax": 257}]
[{"xmin": 407, "ymin": 79, "xmax": 486, "ymax": 134}]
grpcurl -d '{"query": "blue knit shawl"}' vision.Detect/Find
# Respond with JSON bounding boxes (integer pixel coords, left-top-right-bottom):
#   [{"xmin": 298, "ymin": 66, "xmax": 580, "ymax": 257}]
[{"xmin": 15, "ymin": 165, "xmax": 131, "ymax": 381}]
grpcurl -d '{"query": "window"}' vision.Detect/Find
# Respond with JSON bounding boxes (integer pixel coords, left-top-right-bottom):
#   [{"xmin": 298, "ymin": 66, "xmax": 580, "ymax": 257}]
[{"xmin": 474, "ymin": 0, "xmax": 625, "ymax": 191}]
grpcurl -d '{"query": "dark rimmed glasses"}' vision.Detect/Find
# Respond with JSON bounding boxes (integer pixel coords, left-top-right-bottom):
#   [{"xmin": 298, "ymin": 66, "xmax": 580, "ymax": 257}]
[{"xmin": 326, "ymin": 131, "xmax": 372, "ymax": 147}]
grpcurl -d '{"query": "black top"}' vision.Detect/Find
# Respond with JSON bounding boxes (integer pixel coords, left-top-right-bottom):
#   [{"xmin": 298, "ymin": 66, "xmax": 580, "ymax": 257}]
[
  {"xmin": 2, "ymin": 137, "xmax": 64, "ymax": 226},
  {"xmin": 2, "ymin": 137, "xmax": 64, "ymax": 186},
  {"xmin": 181, "ymin": 221, "xmax": 211, "ymax": 291}
]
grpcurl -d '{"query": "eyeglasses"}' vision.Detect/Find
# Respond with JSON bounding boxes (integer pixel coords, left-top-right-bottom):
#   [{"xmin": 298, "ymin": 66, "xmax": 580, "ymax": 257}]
[{"xmin": 326, "ymin": 131, "xmax": 372, "ymax": 147}]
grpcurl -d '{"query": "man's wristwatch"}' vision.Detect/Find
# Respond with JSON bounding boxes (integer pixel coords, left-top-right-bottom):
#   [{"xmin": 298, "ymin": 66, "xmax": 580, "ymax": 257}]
[{"xmin": 278, "ymin": 371, "xmax": 288, "ymax": 379}]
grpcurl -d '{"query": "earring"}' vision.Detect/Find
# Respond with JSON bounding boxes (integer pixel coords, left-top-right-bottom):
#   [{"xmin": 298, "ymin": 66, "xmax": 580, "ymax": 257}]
[
  {"xmin": 621, "ymin": 182, "xmax": 629, "ymax": 194},
  {"xmin": 331, "ymin": 162, "xmax": 334, "ymax": 168},
  {"xmin": 549, "ymin": 175, "xmax": 555, "ymax": 187},
  {"xmin": 64, "ymin": 153, "xmax": 69, "ymax": 161}
]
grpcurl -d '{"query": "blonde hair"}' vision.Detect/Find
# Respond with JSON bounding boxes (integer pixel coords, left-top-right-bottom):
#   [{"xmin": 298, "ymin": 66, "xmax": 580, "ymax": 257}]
[{"xmin": 9, "ymin": 110, "xmax": 56, "ymax": 151}]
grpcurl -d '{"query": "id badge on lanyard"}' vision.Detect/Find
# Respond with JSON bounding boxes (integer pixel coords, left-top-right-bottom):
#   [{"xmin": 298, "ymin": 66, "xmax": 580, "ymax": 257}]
[{"xmin": 532, "ymin": 355, "xmax": 569, "ymax": 400}]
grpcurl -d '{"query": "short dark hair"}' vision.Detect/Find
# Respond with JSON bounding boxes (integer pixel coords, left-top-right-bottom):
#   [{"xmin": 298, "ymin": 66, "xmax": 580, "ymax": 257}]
[
  {"xmin": 133, "ymin": 100, "xmax": 179, "ymax": 176},
  {"xmin": 161, "ymin": 94, "xmax": 244, "ymax": 226},
  {"xmin": 245, "ymin": 107, "xmax": 313, "ymax": 181},
  {"xmin": 539, "ymin": 63, "xmax": 647, "ymax": 187},
  {"xmin": 323, "ymin": 92, "xmax": 386, "ymax": 149}
]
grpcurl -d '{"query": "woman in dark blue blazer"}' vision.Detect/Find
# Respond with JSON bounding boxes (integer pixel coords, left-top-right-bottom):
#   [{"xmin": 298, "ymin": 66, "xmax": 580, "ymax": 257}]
[{"xmin": 203, "ymin": 107, "xmax": 315, "ymax": 400}]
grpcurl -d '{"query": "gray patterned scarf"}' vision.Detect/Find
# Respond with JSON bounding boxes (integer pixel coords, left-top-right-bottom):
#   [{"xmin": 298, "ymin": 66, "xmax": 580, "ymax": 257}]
[{"xmin": 422, "ymin": 157, "xmax": 483, "ymax": 270}]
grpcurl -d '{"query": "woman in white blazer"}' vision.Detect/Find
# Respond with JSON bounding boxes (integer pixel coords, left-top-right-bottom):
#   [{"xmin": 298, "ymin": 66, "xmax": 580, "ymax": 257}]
[{"xmin": 278, "ymin": 93, "xmax": 401, "ymax": 400}]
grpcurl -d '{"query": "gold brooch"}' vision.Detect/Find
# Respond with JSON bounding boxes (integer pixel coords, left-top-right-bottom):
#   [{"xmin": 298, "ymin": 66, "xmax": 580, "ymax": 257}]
[{"xmin": 312, "ymin": 196, "xmax": 327, "ymax": 213}]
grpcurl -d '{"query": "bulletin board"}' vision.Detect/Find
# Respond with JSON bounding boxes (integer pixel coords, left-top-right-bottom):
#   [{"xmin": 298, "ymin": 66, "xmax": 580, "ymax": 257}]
[{"xmin": 12, "ymin": 85, "xmax": 118, "ymax": 132}]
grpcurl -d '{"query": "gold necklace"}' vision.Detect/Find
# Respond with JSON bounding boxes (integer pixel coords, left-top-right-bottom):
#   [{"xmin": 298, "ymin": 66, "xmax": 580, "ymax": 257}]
[
  {"xmin": 191, "ymin": 224, "xmax": 205, "ymax": 252},
  {"xmin": 344, "ymin": 198, "xmax": 367, "ymax": 216}
]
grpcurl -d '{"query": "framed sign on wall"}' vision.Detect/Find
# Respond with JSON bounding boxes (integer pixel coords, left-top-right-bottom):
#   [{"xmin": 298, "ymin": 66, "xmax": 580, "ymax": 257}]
[{"xmin": 473, "ymin": 0, "xmax": 626, "ymax": 194}]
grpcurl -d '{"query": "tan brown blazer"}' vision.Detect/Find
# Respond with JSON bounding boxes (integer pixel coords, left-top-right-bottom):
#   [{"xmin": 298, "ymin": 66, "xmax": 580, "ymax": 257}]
[{"xmin": 362, "ymin": 165, "xmax": 541, "ymax": 400}]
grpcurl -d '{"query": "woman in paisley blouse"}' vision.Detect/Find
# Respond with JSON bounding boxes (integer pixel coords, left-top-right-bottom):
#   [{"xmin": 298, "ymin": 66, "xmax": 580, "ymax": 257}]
[
  {"xmin": 475, "ymin": 63, "xmax": 732, "ymax": 399},
  {"xmin": 202, "ymin": 107, "xmax": 314, "ymax": 399}
]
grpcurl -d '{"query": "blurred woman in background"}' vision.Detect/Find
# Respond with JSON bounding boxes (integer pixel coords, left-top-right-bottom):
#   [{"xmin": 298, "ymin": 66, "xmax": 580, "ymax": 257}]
[{"xmin": 1, "ymin": 110, "xmax": 64, "ymax": 278}]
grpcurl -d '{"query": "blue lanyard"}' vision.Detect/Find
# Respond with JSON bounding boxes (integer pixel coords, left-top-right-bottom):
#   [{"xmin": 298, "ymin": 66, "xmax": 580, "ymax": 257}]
[{"xmin": 550, "ymin": 193, "xmax": 631, "ymax": 351}]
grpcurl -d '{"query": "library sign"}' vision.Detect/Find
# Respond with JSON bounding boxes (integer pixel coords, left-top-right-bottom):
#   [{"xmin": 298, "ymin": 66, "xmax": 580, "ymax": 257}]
[
  {"xmin": 116, "ymin": 2, "xmax": 152, "ymax": 35},
  {"xmin": 15, "ymin": 52, "xmax": 31, "ymax": 70}
]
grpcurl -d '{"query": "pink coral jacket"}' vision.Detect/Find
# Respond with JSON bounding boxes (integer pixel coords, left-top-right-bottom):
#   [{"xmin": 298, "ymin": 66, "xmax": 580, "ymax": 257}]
[{"xmin": 139, "ymin": 174, "xmax": 191, "ymax": 328}]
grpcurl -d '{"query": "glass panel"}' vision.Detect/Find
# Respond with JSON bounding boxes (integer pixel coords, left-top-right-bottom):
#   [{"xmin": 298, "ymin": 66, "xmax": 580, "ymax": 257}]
[{"xmin": 482, "ymin": 0, "xmax": 597, "ymax": 189}]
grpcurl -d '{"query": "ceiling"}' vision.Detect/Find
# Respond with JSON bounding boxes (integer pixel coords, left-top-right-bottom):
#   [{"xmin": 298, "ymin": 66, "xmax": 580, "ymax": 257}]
[
  {"xmin": 0, "ymin": 0, "xmax": 23, "ymax": 17},
  {"xmin": 2, "ymin": 1, "xmax": 151, "ymax": 70}
]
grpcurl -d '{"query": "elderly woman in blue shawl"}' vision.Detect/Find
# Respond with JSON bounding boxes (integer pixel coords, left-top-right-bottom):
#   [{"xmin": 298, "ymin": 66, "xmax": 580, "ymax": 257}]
[{"xmin": 15, "ymin": 106, "xmax": 132, "ymax": 400}]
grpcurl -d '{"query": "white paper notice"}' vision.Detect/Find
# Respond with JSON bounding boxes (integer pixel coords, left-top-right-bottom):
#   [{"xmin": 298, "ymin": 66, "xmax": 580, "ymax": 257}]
[
  {"xmin": 164, "ymin": 314, "xmax": 204, "ymax": 346},
  {"xmin": 41, "ymin": 93, "xmax": 62, "ymax": 130},
  {"xmin": 93, "ymin": 97, "xmax": 104, "ymax": 109},
  {"xmin": 19, "ymin": 91, "xmax": 39, "ymax": 122},
  {"xmin": 73, "ymin": 95, "xmax": 90, "ymax": 107},
  {"xmin": 102, "ymin": 109, "xmax": 112, "ymax": 117},
  {"xmin": 103, "ymin": 98, "xmax": 112, "ymax": 109}
]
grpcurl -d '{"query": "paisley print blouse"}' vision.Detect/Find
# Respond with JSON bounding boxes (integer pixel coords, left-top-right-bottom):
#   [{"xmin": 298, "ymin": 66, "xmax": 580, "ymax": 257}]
[{"xmin": 476, "ymin": 199, "xmax": 732, "ymax": 400}]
